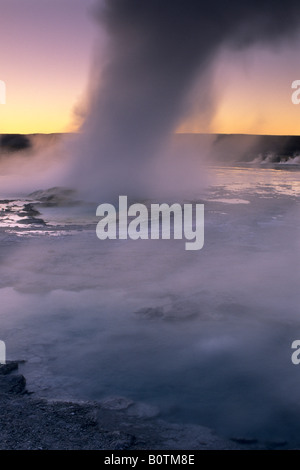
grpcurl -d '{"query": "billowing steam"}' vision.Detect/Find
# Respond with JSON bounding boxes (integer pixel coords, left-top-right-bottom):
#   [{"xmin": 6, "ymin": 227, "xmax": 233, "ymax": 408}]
[
  {"xmin": 66, "ymin": 0, "xmax": 300, "ymax": 200},
  {"xmin": 1, "ymin": 2, "xmax": 300, "ymax": 446}
]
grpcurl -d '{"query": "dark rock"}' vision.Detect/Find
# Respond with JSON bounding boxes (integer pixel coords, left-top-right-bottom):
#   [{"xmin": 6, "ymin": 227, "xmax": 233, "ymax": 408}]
[
  {"xmin": 20, "ymin": 204, "xmax": 41, "ymax": 217},
  {"xmin": 0, "ymin": 374, "xmax": 26, "ymax": 395},
  {"xmin": 18, "ymin": 218, "xmax": 46, "ymax": 225},
  {"xmin": 104, "ymin": 431, "xmax": 136, "ymax": 450},
  {"xmin": 0, "ymin": 362, "xmax": 18, "ymax": 375},
  {"xmin": 0, "ymin": 134, "xmax": 31, "ymax": 152},
  {"xmin": 28, "ymin": 187, "xmax": 77, "ymax": 207}
]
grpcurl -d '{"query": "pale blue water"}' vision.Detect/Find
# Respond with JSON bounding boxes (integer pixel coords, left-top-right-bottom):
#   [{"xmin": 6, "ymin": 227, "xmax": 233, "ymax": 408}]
[{"xmin": 0, "ymin": 165, "xmax": 300, "ymax": 446}]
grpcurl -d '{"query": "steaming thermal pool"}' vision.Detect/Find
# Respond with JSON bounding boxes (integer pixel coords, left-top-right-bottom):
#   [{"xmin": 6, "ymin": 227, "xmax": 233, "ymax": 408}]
[{"xmin": 0, "ymin": 165, "xmax": 299, "ymax": 446}]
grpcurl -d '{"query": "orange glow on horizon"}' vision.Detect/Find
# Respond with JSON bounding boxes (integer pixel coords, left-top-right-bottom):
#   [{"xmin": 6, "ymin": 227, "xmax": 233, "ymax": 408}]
[
  {"xmin": 178, "ymin": 43, "xmax": 300, "ymax": 137},
  {"xmin": 1, "ymin": 19, "xmax": 300, "ymax": 136}
]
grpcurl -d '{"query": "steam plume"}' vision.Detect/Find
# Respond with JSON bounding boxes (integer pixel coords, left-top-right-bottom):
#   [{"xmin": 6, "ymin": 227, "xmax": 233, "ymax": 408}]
[{"xmin": 69, "ymin": 0, "xmax": 300, "ymax": 200}]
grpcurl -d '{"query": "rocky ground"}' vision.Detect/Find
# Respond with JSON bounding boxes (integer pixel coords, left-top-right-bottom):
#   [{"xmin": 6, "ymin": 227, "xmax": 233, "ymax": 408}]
[{"xmin": 0, "ymin": 361, "xmax": 250, "ymax": 451}]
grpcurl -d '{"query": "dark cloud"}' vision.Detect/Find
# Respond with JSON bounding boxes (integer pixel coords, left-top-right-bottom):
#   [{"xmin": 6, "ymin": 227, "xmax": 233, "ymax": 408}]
[{"xmin": 70, "ymin": 0, "xmax": 300, "ymax": 199}]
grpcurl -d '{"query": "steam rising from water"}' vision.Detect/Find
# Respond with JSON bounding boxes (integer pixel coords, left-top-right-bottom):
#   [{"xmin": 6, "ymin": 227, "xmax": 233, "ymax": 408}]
[
  {"xmin": 66, "ymin": 0, "xmax": 300, "ymax": 200},
  {"xmin": 1, "ymin": 1, "xmax": 300, "ymax": 448},
  {"xmin": 1, "ymin": 168, "xmax": 300, "ymax": 445},
  {"xmin": 2, "ymin": 1, "xmax": 300, "ymax": 200}
]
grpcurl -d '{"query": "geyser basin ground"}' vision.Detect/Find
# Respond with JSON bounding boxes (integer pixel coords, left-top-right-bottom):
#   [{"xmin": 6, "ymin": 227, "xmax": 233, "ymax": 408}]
[{"xmin": 0, "ymin": 165, "xmax": 299, "ymax": 448}]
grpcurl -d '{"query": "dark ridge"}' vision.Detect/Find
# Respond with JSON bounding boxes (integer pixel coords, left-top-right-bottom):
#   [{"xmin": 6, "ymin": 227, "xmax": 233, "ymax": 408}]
[
  {"xmin": 213, "ymin": 134, "xmax": 300, "ymax": 159},
  {"xmin": 0, "ymin": 132, "xmax": 300, "ymax": 163},
  {"xmin": 175, "ymin": 133, "xmax": 300, "ymax": 163},
  {"xmin": 0, "ymin": 134, "xmax": 31, "ymax": 152},
  {"xmin": 0, "ymin": 133, "xmax": 64, "ymax": 154}
]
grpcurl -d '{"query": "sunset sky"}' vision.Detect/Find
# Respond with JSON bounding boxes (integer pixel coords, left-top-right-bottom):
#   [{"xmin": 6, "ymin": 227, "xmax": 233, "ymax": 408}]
[{"xmin": 0, "ymin": 0, "xmax": 300, "ymax": 136}]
